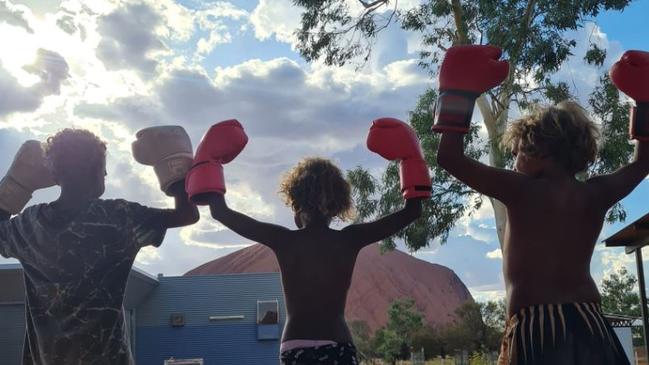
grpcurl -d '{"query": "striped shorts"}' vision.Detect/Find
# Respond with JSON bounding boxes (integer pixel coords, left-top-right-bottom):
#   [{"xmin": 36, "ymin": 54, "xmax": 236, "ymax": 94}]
[{"xmin": 497, "ymin": 303, "xmax": 630, "ymax": 365}]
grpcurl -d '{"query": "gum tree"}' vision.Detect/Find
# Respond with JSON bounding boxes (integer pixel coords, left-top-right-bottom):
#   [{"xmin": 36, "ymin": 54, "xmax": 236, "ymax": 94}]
[{"xmin": 295, "ymin": 0, "xmax": 635, "ymax": 250}]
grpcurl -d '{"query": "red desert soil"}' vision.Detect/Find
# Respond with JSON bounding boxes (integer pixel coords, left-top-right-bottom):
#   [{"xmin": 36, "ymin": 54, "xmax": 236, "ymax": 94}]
[{"xmin": 185, "ymin": 243, "xmax": 473, "ymax": 332}]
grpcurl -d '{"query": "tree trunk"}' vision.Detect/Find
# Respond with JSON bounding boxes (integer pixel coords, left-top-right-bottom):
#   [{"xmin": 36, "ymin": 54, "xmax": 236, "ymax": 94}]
[{"xmin": 487, "ymin": 100, "xmax": 511, "ymax": 248}]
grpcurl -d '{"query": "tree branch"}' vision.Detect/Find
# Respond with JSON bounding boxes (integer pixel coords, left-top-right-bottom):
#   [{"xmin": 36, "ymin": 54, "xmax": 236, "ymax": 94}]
[
  {"xmin": 359, "ymin": 0, "xmax": 390, "ymax": 9},
  {"xmin": 477, "ymin": 94, "xmax": 497, "ymax": 137},
  {"xmin": 451, "ymin": 0, "xmax": 469, "ymax": 44}
]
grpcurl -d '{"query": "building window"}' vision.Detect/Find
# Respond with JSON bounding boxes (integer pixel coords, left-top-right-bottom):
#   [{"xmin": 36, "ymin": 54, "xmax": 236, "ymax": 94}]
[{"xmin": 257, "ymin": 300, "xmax": 279, "ymax": 325}]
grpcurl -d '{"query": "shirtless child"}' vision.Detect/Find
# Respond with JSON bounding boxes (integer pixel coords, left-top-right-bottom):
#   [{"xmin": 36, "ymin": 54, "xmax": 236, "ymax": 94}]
[
  {"xmin": 0, "ymin": 127, "xmax": 199, "ymax": 364},
  {"xmin": 434, "ymin": 46, "xmax": 648, "ymax": 364},
  {"xmin": 184, "ymin": 119, "xmax": 430, "ymax": 364}
]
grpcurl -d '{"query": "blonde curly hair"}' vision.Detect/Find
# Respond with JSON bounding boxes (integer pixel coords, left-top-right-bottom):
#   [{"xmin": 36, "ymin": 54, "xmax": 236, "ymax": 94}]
[
  {"xmin": 502, "ymin": 101, "xmax": 600, "ymax": 174},
  {"xmin": 45, "ymin": 128, "xmax": 107, "ymax": 179},
  {"xmin": 279, "ymin": 157, "xmax": 354, "ymax": 222}
]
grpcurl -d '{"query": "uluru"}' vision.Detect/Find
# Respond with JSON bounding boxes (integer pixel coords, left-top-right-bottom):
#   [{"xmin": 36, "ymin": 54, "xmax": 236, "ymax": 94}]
[{"xmin": 185, "ymin": 243, "xmax": 473, "ymax": 332}]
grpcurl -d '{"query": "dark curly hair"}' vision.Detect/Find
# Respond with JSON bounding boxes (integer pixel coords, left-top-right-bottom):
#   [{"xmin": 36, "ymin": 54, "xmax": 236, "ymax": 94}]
[
  {"xmin": 279, "ymin": 157, "xmax": 354, "ymax": 222},
  {"xmin": 44, "ymin": 128, "xmax": 107, "ymax": 180},
  {"xmin": 502, "ymin": 101, "xmax": 600, "ymax": 174}
]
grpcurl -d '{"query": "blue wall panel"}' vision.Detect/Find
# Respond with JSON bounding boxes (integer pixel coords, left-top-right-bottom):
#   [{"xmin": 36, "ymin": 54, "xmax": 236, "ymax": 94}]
[
  {"xmin": 136, "ymin": 324, "xmax": 280, "ymax": 365},
  {"xmin": 136, "ymin": 273, "xmax": 285, "ymax": 327},
  {"xmin": 0, "ymin": 304, "xmax": 25, "ymax": 365},
  {"xmin": 135, "ymin": 273, "xmax": 286, "ymax": 365}
]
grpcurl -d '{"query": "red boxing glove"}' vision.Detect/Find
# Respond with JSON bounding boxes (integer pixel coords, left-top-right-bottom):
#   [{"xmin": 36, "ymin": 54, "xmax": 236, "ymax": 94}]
[
  {"xmin": 367, "ymin": 117, "xmax": 431, "ymax": 199},
  {"xmin": 432, "ymin": 45, "xmax": 509, "ymax": 133},
  {"xmin": 185, "ymin": 120, "xmax": 248, "ymax": 205},
  {"xmin": 610, "ymin": 50, "xmax": 649, "ymax": 141}
]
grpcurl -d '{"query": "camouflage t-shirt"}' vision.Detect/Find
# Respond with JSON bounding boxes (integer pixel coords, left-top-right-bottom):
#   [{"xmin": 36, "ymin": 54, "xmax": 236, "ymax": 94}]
[{"xmin": 0, "ymin": 199, "xmax": 168, "ymax": 365}]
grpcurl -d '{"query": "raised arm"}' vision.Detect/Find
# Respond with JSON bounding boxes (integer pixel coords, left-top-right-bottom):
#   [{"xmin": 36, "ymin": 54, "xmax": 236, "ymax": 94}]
[
  {"xmin": 342, "ymin": 198, "xmax": 422, "ymax": 248},
  {"xmin": 208, "ymin": 194, "xmax": 290, "ymax": 248},
  {"xmin": 589, "ymin": 142, "xmax": 649, "ymax": 209},
  {"xmin": 432, "ymin": 45, "xmax": 527, "ymax": 204},
  {"xmin": 589, "ymin": 50, "xmax": 649, "ymax": 208},
  {"xmin": 132, "ymin": 125, "xmax": 199, "ymax": 228},
  {"xmin": 351, "ymin": 116, "xmax": 430, "ymax": 248},
  {"xmin": 436, "ymin": 132, "xmax": 528, "ymax": 204},
  {"xmin": 161, "ymin": 180, "xmax": 199, "ymax": 228},
  {"xmin": 0, "ymin": 141, "xmax": 55, "ymax": 258},
  {"xmin": 185, "ymin": 120, "xmax": 289, "ymax": 248}
]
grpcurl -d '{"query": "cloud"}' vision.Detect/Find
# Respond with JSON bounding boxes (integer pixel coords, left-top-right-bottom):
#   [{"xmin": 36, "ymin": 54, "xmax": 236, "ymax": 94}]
[
  {"xmin": 96, "ymin": 2, "xmax": 167, "ymax": 76},
  {"xmin": 0, "ymin": 0, "xmax": 33, "ymax": 33},
  {"xmin": 486, "ymin": 248, "xmax": 502, "ymax": 260},
  {"xmin": 250, "ymin": 0, "xmax": 301, "ymax": 44},
  {"xmin": 194, "ymin": 2, "xmax": 248, "ymax": 56},
  {"xmin": 0, "ymin": 49, "xmax": 69, "ymax": 117}
]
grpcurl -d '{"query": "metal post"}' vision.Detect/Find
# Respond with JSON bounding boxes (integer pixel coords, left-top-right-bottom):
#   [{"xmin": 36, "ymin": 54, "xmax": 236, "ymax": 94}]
[{"xmin": 636, "ymin": 248, "xmax": 649, "ymax": 359}]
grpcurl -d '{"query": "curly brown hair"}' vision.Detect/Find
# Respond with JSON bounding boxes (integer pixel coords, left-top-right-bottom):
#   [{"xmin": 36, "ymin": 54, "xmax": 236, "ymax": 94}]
[
  {"xmin": 45, "ymin": 128, "xmax": 107, "ymax": 180},
  {"xmin": 279, "ymin": 157, "xmax": 354, "ymax": 222},
  {"xmin": 501, "ymin": 101, "xmax": 600, "ymax": 174}
]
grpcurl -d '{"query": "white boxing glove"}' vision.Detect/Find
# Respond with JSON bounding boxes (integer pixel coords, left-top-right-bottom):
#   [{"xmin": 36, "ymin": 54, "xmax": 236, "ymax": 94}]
[
  {"xmin": 132, "ymin": 125, "xmax": 193, "ymax": 195},
  {"xmin": 0, "ymin": 140, "xmax": 56, "ymax": 214}
]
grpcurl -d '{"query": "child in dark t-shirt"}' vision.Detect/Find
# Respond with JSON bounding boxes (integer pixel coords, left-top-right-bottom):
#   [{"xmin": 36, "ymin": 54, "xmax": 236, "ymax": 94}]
[{"xmin": 0, "ymin": 128, "xmax": 199, "ymax": 365}]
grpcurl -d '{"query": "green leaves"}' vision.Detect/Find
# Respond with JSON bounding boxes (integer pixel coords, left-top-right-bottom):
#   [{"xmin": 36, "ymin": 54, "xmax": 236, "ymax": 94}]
[
  {"xmin": 372, "ymin": 298, "xmax": 425, "ymax": 362},
  {"xmin": 588, "ymin": 73, "xmax": 634, "ymax": 222},
  {"xmin": 347, "ymin": 89, "xmax": 485, "ymax": 251},
  {"xmin": 297, "ymin": 0, "xmax": 635, "ymax": 250}
]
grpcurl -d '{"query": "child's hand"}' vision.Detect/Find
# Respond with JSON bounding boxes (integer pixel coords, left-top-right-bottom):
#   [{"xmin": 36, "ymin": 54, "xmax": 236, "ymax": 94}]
[
  {"xmin": 610, "ymin": 50, "xmax": 649, "ymax": 141},
  {"xmin": 432, "ymin": 45, "xmax": 509, "ymax": 134},
  {"xmin": 166, "ymin": 180, "xmax": 187, "ymax": 197}
]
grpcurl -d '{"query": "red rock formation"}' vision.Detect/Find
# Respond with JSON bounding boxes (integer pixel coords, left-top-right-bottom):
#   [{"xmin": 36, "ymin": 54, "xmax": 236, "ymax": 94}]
[{"xmin": 185, "ymin": 243, "xmax": 473, "ymax": 332}]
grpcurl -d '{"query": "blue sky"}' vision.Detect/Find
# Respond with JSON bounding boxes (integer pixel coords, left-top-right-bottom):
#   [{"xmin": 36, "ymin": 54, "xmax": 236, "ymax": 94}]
[{"xmin": 0, "ymin": 0, "xmax": 648, "ymax": 303}]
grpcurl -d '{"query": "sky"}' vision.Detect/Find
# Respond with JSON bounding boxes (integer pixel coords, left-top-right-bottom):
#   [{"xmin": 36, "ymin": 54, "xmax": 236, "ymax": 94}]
[{"xmin": 0, "ymin": 0, "xmax": 648, "ymax": 303}]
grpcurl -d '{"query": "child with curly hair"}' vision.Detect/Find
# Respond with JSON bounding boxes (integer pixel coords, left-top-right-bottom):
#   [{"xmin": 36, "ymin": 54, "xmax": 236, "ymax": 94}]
[
  {"xmin": 186, "ymin": 119, "xmax": 430, "ymax": 364},
  {"xmin": 433, "ymin": 45, "xmax": 649, "ymax": 364},
  {"xmin": 0, "ymin": 127, "xmax": 199, "ymax": 364}
]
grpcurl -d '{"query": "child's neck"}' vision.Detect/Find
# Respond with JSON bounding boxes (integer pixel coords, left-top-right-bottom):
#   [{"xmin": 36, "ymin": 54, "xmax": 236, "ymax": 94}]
[
  {"xmin": 300, "ymin": 215, "xmax": 331, "ymax": 230},
  {"xmin": 54, "ymin": 187, "xmax": 97, "ymax": 210},
  {"xmin": 536, "ymin": 163, "xmax": 575, "ymax": 180}
]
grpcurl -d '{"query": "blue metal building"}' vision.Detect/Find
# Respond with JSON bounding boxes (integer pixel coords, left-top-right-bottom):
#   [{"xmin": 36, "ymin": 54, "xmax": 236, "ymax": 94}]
[{"xmin": 0, "ymin": 264, "xmax": 285, "ymax": 365}]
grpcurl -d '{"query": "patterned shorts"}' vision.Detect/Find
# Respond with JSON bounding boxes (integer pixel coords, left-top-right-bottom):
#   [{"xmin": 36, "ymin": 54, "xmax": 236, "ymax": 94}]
[
  {"xmin": 498, "ymin": 302, "xmax": 630, "ymax": 365},
  {"xmin": 280, "ymin": 343, "xmax": 359, "ymax": 365}
]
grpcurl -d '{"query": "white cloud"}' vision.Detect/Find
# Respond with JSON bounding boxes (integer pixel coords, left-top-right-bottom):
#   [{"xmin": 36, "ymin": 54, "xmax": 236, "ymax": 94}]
[
  {"xmin": 196, "ymin": 26, "xmax": 232, "ymax": 55},
  {"xmin": 250, "ymin": 0, "xmax": 300, "ymax": 44},
  {"xmin": 95, "ymin": 2, "xmax": 168, "ymax": 76},
  {"xmin": 0, "ymin": 49, "xmax": 69, "ymax": 118},
  {"xmin": 486, "ymin": 248, "xmax": 502, "ymax": 260},
  {"xmin": 0, "ymin": 0, "xmax": 34, "ymax": 33},
  {"xmin": 470, "ymin": 288, "xmax": 506, "ymax": 303}
]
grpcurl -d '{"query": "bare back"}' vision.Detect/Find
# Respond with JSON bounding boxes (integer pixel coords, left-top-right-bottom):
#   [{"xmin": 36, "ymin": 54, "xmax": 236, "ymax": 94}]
[
  {"xmin": 503, "ymin": 179, "xmax": 606, "ymax": 316},
  {"xmin": 209, "ymin": 195, "xmax": 422, "ymax": 343},
  {"xmin": 438, "ymin": 132, "xmax": 649, "ymax": 317},
  {"xmin": 273, "ymin": 228, "xmax": 360, "ymax": 342}
]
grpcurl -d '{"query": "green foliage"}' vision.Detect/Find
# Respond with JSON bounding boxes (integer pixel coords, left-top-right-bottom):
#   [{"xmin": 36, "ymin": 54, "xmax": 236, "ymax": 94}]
[
  {"xmin": 600, "ymin": 267, "xmax": 645, "ymax": 346},
  {"xmin": 601, "ymin": 267, "xmax": 641, "ymax": 317},
  {"xmin": 588, "ymin": 73, "xmax": 634, "ymax": 222},
  {"xmin": 469, "ymin": 351, "xmax": 495, "ymax": 365},
  {"xmin": 372, "ymin": 298, "xmax": 426, "ymax": 362},
  {"xmin": 584, "ymin": 44, "xmax": 607, "ymax": 66},
  {"xmin": 349, "ymin": 320, "xmax": 374, "ymax": 359},
  {"xmin": 299, "ymin": 1, "xmax": 635, "ymax": 251},
  {"xmin": 441, "ymin": 301, "xmax": 504, "ymax": 353},
  {"xmin": 347, "ymin": 89, "xmax": 485, "ymax": 250}
]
